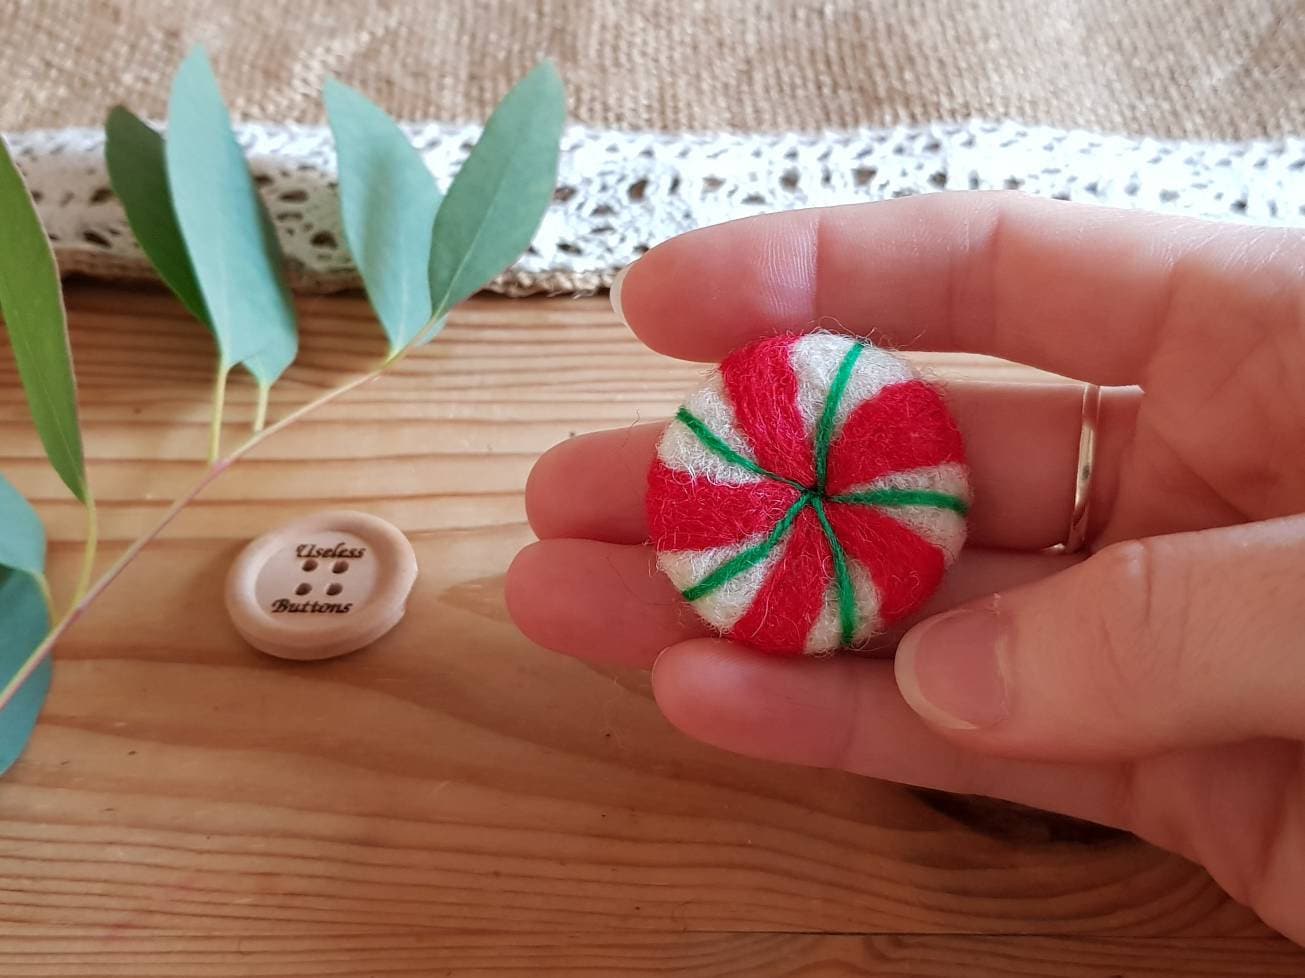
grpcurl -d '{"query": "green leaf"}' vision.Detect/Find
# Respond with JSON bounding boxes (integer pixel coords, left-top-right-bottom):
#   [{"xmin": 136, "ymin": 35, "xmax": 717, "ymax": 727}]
[
  {"xmin": 0, "ymin": 568, "xmax": 51, "ymax": 776},
  {"xmin": 0, "ymin": 137, "xmax": 88, "ymax": 503},
  {"xmin": 105, "ymin": 106, "xmax": 211, "ymax": 327},
  {"xmin": 0, "ymin": 473, "xmax": 45, "ymax": 576},
  {"xmin": 325, "ymin": 79, "xmax": 443, "ymax": 352},
  {"xmin": 238, "ymin": 200, "xmax": 299, "ymax": 391},
  {"xmin": 426, "ymin": 61, "xmax": 565, "ymax": 327},
  {"xmin": 165, "ymin": 46, "xmax": 297, "ymax": 382}
]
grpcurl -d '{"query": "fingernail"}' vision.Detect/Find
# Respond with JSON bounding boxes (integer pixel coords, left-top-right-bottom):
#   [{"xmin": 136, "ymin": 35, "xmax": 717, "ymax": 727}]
[
  {"xmin": 609, "ymin": 261, "xmax": 635, "ymax": 326},
  {"xmin": 895, "ymin": 608, "xmax": 1010, "ymax": 730}
]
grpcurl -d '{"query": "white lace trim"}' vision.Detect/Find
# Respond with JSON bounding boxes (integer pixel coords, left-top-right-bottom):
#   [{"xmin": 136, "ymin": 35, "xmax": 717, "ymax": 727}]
[{"xmin": 7, "ymin": 120, "xmax": 1304, "ymax": 295}]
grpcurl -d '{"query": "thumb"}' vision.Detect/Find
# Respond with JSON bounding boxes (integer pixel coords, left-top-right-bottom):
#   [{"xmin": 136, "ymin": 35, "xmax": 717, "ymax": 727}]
[{"xmin": 893, "ymin": 516, "xmax": 1305, "ymax": 760}]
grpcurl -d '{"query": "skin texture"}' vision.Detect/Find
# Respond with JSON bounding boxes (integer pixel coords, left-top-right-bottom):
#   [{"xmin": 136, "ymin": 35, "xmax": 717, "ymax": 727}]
[{"xmin": 505, "ymin": 193, "xmax": 1305, "ymax": 942}]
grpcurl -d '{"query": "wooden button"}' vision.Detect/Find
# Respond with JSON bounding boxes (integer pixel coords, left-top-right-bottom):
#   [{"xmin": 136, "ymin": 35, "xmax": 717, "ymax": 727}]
[{"xmin": 225, "ymin": 510, "xmax": 418, "ymax": 660}]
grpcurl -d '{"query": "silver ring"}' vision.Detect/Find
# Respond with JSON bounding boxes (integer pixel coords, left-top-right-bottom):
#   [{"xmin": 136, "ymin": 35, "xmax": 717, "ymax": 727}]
[{"xmin": 1064, "ymin": 384, "xmax": 1101, "ymax": 554}]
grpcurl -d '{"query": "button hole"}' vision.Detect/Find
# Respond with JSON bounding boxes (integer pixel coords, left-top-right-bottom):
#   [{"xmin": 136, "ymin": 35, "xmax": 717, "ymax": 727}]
[
  {"xmin": 332, "ymin": 560, "xmax": 349, "ymax": 574},
  {"xmin": 326, "ymin": 583, "xmax": 343, "ymax": 596},
  {"xmin": 295, "ymin": 583, "xmax": 312, "ymax": 596},
  {"xmin": 301, "ymin": 559, "xmax": 318, "ymax": 571}
]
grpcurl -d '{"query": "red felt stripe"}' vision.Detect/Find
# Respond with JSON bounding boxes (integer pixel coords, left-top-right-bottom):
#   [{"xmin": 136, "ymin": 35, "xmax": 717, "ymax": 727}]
[
  {"xmin": 824, "ymin": 502, "xmax": 946, "ymax": 625},
  {"xmin": 647, "ymin": 460, "xmax": 801, "ymax": 551},
  {"xmin": 825, "ymin": 380, "xmax": 965, "ymax": 495},
  {"xmin": 719, "ymin": 334, "xmax": 815, "ymax": 486},
  {"xmin": 729, "ymin": 505, "xmax": 831, "ymax": 654}
]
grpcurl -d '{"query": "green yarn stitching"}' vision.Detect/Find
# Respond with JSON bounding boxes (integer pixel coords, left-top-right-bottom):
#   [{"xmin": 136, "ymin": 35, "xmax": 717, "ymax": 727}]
[
  {"xmin": 676, "ymin": 339, "xmax": 963, "ymax": 647},
  {"xmin": 813, "ymin": 342, "xmax": 864, "ymax": 492},
  {"xmin": 674, "ymin": 407, "xmax": 805, "ymax": 489},
  {"xmin": 810, "ymin": 497, "xmax": 857, "ymax": 646},
  {"xmin": 806, "ymin": 342, "xmax": 865, "ymax": 645},
  {"xmin": 832, "ymin": 488, "xmax": 970, "ymax": 515},
  {"xmin": 682, "ymin": 492, "xmax": 811, "ymax": 602}
]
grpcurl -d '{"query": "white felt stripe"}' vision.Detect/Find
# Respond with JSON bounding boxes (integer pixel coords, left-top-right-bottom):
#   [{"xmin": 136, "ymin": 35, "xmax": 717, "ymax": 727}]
[
  {"xmin": 658, "ymin": 528, "xmax": 792, "ymax": 633},
  {"xmin": 843, "ymin": 462, "xmax": 972, "ymax": 506},
  {"xmin": 803, "ymin": 581, "xmax": 843, "ymax": 656},
  {"xmin": 849, "ymin": 559, "xmax": 886, "ymax": 646},
  {"xmin": 657, "ymin": 372, "xmax": 766, "ymax": 484},
  {"xmin": 839, "ymin": 463, "xmax": 968, "ymax": 563},
  {"xmin": 883, "ymin": 508, "xmax": 967, "ymax": 564},
  {"xmin": 804, "ymin": 558, "xmax": 883, "ymax": 655},
  {"xmin": 789, "ymin": 333, "xmax": 916, "ymax": 440}
]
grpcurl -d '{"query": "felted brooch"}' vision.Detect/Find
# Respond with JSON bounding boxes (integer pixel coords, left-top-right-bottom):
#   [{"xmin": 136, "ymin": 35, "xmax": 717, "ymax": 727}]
[{"xmin": 647, "ymin": 333, "xmax": 970, "ymax": 655}]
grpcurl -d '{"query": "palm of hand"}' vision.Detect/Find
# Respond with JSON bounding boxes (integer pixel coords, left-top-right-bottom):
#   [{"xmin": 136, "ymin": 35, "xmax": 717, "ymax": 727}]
[
  {"xmin": 1080, "ymin": 267, "xmax": 1305, "ymax": 935},
  {"xmin": 507, "ymin": 194, "xmax": 1305, "ymax": 941},
  {"xmin": 1115, "ymin": 269, "xmax": 1305, "ymax": 537}
]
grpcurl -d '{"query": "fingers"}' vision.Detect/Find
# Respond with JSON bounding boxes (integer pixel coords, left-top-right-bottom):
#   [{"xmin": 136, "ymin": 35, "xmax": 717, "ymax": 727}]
[
  {"xmin": 893, "ymin": 516, "xmax": 1305, "ymax": 759},
  {"xmin": 505, "ymin": 540, "xmax": 707, "ymax": 669},
  {"xmin": 650, "ymin": 641, "xmax": 1131, "ymax": 830},
  {"xmin": 526, "ymin": 423, "xmax": 662, "ymax": 545},
  {"xmin": 527, "ymin": 382, "xmax": 1139, "ymax": 552},
  {"xmin": 652, "ymin": 639, "xmax": 1305, "ymax": 941},
  {"xmin": 505, "ymin": 539, "xmax": 1079, "ymax": 669},
  {"xmin": 614, "ymin": 193, "xmax": 1301, "ymax": 385}
]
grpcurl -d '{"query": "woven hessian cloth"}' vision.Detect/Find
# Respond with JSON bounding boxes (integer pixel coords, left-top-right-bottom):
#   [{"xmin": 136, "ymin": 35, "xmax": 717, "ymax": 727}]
[{"xmin": 4, "ymin": 0, "xmax": 1303, "ymax": 138}]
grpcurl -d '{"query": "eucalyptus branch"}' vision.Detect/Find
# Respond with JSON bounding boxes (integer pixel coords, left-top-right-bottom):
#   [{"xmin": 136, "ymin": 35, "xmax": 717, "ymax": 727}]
[
  {"xmin": 1, "ymin": 57, "xmax": 565, "ymax": 775},
  {"xmin": 0, "ymin": 354, "xmax": 395, "ymax": 713}
]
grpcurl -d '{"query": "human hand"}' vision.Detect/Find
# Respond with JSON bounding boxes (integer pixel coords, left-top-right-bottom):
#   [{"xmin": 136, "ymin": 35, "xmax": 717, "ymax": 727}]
[{"xmin": 506, "ymin": 193, "xmax": 1305, "ymax": 942}]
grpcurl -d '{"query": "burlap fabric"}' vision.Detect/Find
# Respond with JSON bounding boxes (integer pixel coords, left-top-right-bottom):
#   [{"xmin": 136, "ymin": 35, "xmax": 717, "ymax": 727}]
[{"xmin": 5, "ymin": 0, "xmax": 1303, "ymax": 138}]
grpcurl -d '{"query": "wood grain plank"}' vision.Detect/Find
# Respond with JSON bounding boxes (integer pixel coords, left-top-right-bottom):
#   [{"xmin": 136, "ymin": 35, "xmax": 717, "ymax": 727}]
[
  {"xmin": 0, "ymin": 535, "xmax": 1251, "ymax": 936},
  {"xmin": 0, "ymin": 284, "xmax": 1297, "ymax": 972},
  {"xmin": 0, "ymin": 932, "xmax": 1300, "ymax": 977}
]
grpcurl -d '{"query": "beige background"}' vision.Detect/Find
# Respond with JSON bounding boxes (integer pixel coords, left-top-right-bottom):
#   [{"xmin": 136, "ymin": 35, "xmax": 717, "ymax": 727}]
[{"xmin": 5, "ymin": 0, "xmax": 1304, "ymax": 138}]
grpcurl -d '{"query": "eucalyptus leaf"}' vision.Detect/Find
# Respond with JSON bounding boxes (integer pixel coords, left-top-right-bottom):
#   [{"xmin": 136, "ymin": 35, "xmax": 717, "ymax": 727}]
[
  {"xmin": 325, "ymin": 79, "xmax": 443, "ymax": 352},
  {"xmin": 0, "ymin": 473, "xmax": 45, "ymax": 577},
  {"xmin": 165, "ymin": 46, "xmax": 297, "ymax": 381},
  {"xmin": 105, "ymin": 106, "xmax": 210, "ymax": 326},
  {"xmin": 426, "ymin": 61, "xmax": 565, "ymax": 328},
  {"xmin": 0, "ymin": 138, "xmax": 88, "ymax": 503},
  {"xmin": 0, "ymin": 568, "xmax": 51, "ymax": 776},
  {"xmin": 239, "ymin": 200, "xmax": 299, "ymax": 391}
]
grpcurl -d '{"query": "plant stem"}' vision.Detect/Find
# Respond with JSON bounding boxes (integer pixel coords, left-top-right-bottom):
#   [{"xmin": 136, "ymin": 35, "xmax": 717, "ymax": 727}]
[
  {"xmin": 246, "ymin": 365, "xmax": 386, "ymax": 453},
  {"xmin": 0, "ymin": 360, "xmax": 391, "ymax": 714},
  {"xmin": 207, "ymin": 365, "xmax": 229, "ymax": 464},
  {"xmin": 252, "ymin": 384, "xmax": 270, "ymax": 433},
  {"xmin": 69, "ymin": 497, "xmax": 98, "ymax": 609},
  {"xmin": 33, "ymin": 573, "xmax": 53, "ymax": 621}
]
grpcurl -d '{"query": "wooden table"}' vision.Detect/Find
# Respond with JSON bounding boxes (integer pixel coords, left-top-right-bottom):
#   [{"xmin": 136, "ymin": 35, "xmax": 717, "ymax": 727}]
[{"xmin": 0, "ymin": 284, "xmax": 1299, "ymax": 976}]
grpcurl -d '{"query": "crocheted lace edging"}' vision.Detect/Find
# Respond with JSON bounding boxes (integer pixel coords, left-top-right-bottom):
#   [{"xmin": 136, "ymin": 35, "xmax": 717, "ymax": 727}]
[{"xmin": 9, "ymin": 120, "xmax": 1304, "ymax": 295}]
